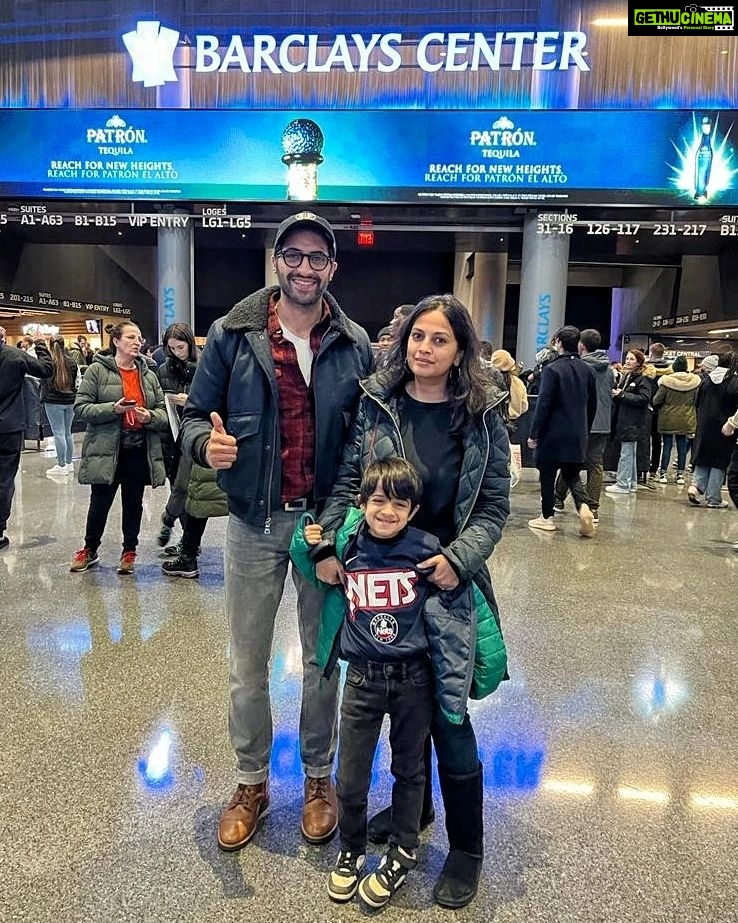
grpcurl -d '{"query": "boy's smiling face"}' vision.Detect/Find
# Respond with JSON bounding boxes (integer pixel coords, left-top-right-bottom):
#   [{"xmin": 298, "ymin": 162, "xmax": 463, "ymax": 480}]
[{"xmin": 361, "ymin": 485, "xmax": 418, "ymax": 539}]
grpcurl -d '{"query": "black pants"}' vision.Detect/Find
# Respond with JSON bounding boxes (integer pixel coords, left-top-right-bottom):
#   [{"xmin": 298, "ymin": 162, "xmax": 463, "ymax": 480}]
[
  {"xmin": 555, "ymin": 433, "xmax": 608, "ymax": 512},
  {"xmin": 83, "ymin": 446, "xmax": 149, "ymax": 553},
  {"xmin": 336, "ymin": 657, "xmax": 433, "ymax": 852},
  {"xmin": 650, "ymin": 412, "xmax": 661, "ymax": 474},
  {"xmin": 539, "ymin": 462, "xmax": 588, "ymax": 519},
  {"xmin": 0, "ymin": 431, "xmax": 24, "ymax": 536},
  {"xmin": 181, "ymin": 513, "xmax": 208, "ymax": 557},
  {"xmin": 727, "ymin": 443, "xmax": 738, "ymax": 509}
]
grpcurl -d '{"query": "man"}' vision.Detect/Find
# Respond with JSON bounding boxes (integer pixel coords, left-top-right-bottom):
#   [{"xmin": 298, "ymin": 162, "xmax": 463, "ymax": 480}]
[
  {"xmin": 180, "ymin": 212, "xmax": 373, "ymax": 851},
  {"xmin": 527, "ymin": 326, "xmax": 597, "ymax": 536},
  {"xmin": 0, "ymin": 327, "xmax": 53, "ymax": 550},
  {"xmin": 387, "ymin": 303, "xmax": 415, "ymax": 341},
  {"xmin": 644, "ymin": 342, "xmax": 672, "ymax": 479},
  {"xmin": 553, "ymin": 328, "xmax": 614, "ymax": 525}
]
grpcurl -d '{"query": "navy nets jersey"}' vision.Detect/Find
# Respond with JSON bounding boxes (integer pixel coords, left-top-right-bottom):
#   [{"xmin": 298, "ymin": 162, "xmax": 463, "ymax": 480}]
[{"xmin": 339, "ymin": 522, "xmax": 441, "ymax": 663}]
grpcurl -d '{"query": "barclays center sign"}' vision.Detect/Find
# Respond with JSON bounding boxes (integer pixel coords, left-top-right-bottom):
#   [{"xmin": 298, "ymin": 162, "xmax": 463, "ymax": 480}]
[{"xmin": 122, "ymin": 20, "xmax": 591, "ymax": 88}]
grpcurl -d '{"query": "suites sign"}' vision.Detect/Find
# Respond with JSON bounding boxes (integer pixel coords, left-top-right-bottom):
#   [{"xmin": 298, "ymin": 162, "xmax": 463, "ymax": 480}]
[{"xmin": 122, "ymin": 20, "xmax": 591, "ymax": 88}]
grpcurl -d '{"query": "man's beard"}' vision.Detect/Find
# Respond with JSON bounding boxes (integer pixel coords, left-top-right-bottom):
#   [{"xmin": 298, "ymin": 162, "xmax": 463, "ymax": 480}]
[{"xmin": 277, "ymin": 268, "xmax": 328, "ymax": 309}]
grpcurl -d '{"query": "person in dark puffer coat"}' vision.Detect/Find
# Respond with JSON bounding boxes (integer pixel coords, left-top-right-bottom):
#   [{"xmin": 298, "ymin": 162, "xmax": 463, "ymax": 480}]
[
  {"xmin": 314, "ymin": 294, "xmax": 510, "ymax": 910},
  {"xmin": 605, "ymin": 349, "xmax": 652, "ymax": 495}
]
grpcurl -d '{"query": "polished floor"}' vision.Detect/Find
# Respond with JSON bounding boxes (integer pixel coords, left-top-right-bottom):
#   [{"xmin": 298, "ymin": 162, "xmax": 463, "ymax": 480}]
[{"xmin": 2, "ymin": 442, "xmax": 737, "ymax": 922}]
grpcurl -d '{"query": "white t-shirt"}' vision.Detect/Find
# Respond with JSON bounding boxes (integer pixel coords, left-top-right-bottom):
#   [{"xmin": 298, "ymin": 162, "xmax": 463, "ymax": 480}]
[{"xmin": 280, "ymin": 324, "xmax": 314, "ymax": 386}]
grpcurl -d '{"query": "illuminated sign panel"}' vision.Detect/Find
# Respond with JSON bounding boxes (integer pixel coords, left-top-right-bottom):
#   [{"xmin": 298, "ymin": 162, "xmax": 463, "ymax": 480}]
[
  {"xmin": 120, "ymin": 21, "xmax": 591, "ymax": 87},
  {"xmin": 0, "ymin": 108, "xmax": 736, "ymax": 206}
]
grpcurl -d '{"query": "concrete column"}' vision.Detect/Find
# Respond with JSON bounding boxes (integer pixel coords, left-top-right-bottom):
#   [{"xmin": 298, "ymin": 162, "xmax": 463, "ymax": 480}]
[
  {"xmin": 156, "ymin": 43, "xmax": 193, "ymax": 340},
  {"xmin": 516, "ymin": 213, "xmax": 569, "ymax": 369},
  {"xmin": 453, "ymin": 235, "xmax": 507, "ymax": 346},
  {"xmin": 157, "ymin": 216, "xmax": 194, "ymax": 340}
]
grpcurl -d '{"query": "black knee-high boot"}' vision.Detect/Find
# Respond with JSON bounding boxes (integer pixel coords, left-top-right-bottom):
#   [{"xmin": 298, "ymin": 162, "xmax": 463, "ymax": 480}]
[
  {"xmin": 433, "ymin": 762, "xmax": 483, "ymax": 908},
  {"xmin": 367, "ymin": 734, "xmax": 435, "ymax": 844}
]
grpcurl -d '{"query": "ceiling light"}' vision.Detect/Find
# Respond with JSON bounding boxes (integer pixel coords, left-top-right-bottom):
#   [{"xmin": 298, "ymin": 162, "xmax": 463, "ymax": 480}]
[
  {"xmin": 592, "ymin": 17, "xmax": 628, "ymax": 26},
  {"xmin": 690, "ymin": 792, "xmax": 738, "ymax": 810},
  {"xmin": 707, "ymin": 327, "xmax": 738, "ymax": 334}
]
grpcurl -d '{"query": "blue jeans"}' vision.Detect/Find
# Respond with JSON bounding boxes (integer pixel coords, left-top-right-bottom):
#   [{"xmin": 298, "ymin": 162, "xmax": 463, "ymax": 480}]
[
  {"xmin": 337, "ymin": 658, "xmax": 433, "ymax": 852},
  {"xmin": 692, "ymin": 465, "xmax": 725, "ymax": 505},
  {"xmin": 660, "ymin": 434, "xmax": 688, "ymax": 473},
  {"xmin": 225, "ymin": 511, "xmax": 338, "ymax": 784},
  {"xmin": 616, "ymin": 441, "xmax": 638, "ymax": 490},
  {"xmin": 44, "ymin": 403, "xmax": 74, "ymax": 465}
]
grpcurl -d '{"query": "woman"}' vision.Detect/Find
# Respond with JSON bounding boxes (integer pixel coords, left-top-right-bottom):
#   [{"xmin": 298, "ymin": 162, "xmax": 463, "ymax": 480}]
[
  {"xmin": 689, "ymin": 349, "xmax": 738, "ymax": 507},
  {"xmin": 156, "ymin": 323, "xmax": 199, "ymax": 547},
  {"xmin": 41, "ymin": 336, "xmax": 79, "ymax": 478},
  {"xmin": 316, "ymin": 294, "xmax": 510, "ymax": 908},
  {"xmin": 605, "ymin": 349, "xmax": 652, "ymax": 495},
  {"xmin": 491, "ymin": 348, "xmax": 528, "ymax": 427},
  {"xmin": 70, "ymin": 321, "xmax": 168, "ymax": 575},
  {"xmin": 652, "ymin": 356, "xmax": 700, "ymax": 484}
]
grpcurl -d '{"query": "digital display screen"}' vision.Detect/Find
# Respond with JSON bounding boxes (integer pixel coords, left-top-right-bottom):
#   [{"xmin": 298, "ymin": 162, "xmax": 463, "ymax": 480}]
[{"xmin": 0, "ymin": 108, "xmax": 736, "ymax": 206}]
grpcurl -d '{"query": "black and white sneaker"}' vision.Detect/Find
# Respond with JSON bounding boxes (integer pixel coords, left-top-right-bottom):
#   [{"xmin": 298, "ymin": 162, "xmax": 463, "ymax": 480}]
[
  {"xmin": 161, "ymin": 554, "xmax": 200, "ymax": 578},
  {"xmin": 358, "ymin": 846, "xmax": 416, "ymax": 909},
  {"xmin": 553, "ymin": 501, "xmax": 565, "ymax": 514},
  {"xmin": 327, "ymin": 850, "xmax": 366, "ymax": 903}
]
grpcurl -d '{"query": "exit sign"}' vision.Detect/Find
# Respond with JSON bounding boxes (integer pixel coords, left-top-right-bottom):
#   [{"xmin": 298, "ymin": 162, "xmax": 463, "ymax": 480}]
[{"xmin": 357, "ymin": 229, "xmax": 375, "ymax": 246}]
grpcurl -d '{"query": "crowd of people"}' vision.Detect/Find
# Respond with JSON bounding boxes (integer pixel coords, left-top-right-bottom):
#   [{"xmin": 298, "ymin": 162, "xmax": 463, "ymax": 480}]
[{"xmin": 1, "ymin": 210, "xmax": 737, "ymax": 911}]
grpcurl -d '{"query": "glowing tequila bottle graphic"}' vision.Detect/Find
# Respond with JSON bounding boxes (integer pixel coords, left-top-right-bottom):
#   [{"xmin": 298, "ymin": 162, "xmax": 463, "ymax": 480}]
[
  {"xmin": 281, "ymin": 119, "xmax": 324, "ymax": 201},
  {"xmin": 694, "ymin": 117, "xmax": 713, "ymax": 202}
]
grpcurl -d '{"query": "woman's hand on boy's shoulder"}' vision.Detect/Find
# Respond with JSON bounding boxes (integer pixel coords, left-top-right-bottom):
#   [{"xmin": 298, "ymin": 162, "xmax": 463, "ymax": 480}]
[{"xmin": 304, "ymin": 523, "xmax": 324, "ymax": 546}]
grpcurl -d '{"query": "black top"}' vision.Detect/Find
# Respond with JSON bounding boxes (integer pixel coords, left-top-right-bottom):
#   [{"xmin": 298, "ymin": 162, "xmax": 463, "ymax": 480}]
[
  {"xmin": 398, "ymin": 391, "xmax": 463, "ymax": 546},
  {"xmin": 339, "ymin": 522, "xmax": 439, "ymax": 663}
]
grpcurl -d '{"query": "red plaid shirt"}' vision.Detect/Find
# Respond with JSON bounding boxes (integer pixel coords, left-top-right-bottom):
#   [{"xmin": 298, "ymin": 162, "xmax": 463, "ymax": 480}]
[{"xmin": 267, "ymin": 295, "xmax": 331, "ymax": 504}]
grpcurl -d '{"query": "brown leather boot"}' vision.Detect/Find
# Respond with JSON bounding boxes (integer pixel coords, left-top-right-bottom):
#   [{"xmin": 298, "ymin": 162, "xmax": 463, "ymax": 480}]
[
  {"xmin": 301, "ymin": 776, "xmax": 338, "ymax": 844},
  {"xmin": 217, "ymin": 780, "xmax": 269, "ymax": 851}
]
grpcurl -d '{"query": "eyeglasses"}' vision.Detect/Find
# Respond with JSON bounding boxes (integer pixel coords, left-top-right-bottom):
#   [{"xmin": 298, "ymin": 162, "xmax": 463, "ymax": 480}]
[{"xmin": 277, "ymin": 248, "xmax": 331, "ymax": 271}]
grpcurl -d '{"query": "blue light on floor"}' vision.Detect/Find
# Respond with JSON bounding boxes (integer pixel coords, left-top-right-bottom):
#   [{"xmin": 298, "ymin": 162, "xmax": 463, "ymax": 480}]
[{"xmin": 138, "ymin": 729, "xmax": 174, "ymax": 790}]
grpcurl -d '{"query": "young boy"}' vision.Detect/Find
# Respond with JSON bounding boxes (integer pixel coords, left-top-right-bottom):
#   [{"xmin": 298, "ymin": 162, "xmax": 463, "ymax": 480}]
[{"xmin": 302, "ymin": 457, "xmax": 441, "ymax": 909}]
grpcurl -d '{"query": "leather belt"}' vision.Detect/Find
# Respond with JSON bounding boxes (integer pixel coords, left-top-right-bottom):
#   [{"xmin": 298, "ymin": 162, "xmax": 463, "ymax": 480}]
[{"xmin": 283, "ymin": 497, "xmax": 310, "ymax": 512}]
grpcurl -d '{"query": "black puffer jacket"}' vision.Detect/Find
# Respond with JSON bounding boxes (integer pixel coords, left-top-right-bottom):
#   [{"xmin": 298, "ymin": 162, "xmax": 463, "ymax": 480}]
[
  {"xmin": 319, "ymin": 375, "xmax": 511, "ymax": 604},
  {"xmin": 611, "ymin": 370, "xmax": 651, "ymax": 442}
]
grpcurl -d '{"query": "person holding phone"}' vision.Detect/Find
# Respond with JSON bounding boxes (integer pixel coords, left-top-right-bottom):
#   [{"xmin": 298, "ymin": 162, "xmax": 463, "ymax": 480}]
[{"xmin": 70, "ymin": 321, "xmax": 168, "ymax": 574}]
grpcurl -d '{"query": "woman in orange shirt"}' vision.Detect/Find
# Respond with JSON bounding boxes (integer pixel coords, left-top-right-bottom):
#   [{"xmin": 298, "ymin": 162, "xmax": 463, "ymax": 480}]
[{"xmin": 70, "ymin": 322, "xmax": 168, "ymax": 575}]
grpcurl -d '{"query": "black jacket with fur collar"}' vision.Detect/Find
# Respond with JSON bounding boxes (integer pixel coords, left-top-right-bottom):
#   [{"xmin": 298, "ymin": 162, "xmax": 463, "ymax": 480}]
[{"xmin": 179, "ymin": 285, "xmax": 373, "ymax": 529}]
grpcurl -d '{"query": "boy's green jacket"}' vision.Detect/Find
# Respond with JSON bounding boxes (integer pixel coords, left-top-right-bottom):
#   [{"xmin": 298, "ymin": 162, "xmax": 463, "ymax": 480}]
[{"xmin": 289, "ymin": 508, "xmax": 508, "ymax": 725}]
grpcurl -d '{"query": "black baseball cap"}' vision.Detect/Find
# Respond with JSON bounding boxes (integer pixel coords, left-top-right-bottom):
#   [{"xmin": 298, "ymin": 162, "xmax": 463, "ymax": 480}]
[{"xmin": 274, "ymin": 211, "xmax": 336, "ymax": 259}]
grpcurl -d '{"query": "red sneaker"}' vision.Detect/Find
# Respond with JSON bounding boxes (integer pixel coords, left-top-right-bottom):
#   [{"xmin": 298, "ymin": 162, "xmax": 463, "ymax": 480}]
[
  {"xmin": 117, "ymin": 550, "xmax": 137, "ymax": 575},
  {"xmin": 70, "ymin": 548, "xmax": 99, "ymax": 573}
]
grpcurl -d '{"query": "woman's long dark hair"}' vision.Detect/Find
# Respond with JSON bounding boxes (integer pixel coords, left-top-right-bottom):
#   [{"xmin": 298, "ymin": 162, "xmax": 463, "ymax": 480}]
[
  {"xmin": 50, "ymin": 336, "xmax": 73, "ymax": 392},
  {"xmin": 163, "ymin": 323, "xmax": 198, "ymax": 362},
  {"xmin": 378, "ymin": 294, "xmax": 489, "ymax": 429}
]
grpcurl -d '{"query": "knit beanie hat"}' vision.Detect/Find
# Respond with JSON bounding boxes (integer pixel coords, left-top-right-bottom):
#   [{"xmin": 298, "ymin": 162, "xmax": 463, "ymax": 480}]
[
  {"xmin": 700, "ymin": 355, "xmax": 719, "ymax": 372},
  {"xmin": 672, "ymin": 356, "xmax": 688, "ymax": 372}
]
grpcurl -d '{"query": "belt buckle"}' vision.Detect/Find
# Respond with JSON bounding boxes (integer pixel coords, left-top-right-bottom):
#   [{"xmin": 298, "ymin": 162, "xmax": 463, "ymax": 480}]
[{"xmin": 284, "ymin": 498, "xmax": 308, "ymax": 512}]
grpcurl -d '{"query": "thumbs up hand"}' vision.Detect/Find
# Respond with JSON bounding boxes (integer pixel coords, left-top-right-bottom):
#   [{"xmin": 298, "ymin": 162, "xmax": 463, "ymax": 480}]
[{"xmin": 205, "ymin": 411, "xmax": 238, "ymax": 469}]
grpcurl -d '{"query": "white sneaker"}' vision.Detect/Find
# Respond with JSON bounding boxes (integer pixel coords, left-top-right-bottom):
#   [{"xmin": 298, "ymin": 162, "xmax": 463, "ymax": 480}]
[
  {"xmin": 64, "ymin": 462, "xmax": 75, "ymax": 475},
  {"xmin": 528, "ymin": 516, "xmax": 556, "ymax": 532},
  {"xmin": 45, "ymin": 464, "xmax": 67, "ymax": 478},
  {"xmin": 605, "ymin": 484, "xmax": 631, "ymax": 495},
  {"xmin": 578, "ymin": 503, "xmax": 595, "ymax": 537}
]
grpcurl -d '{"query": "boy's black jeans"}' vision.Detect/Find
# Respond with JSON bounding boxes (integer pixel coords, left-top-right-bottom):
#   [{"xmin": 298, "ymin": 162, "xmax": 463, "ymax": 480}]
[{"xmin": 336, "ymin": 656, "xmax": 433, "ymax": 853}]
